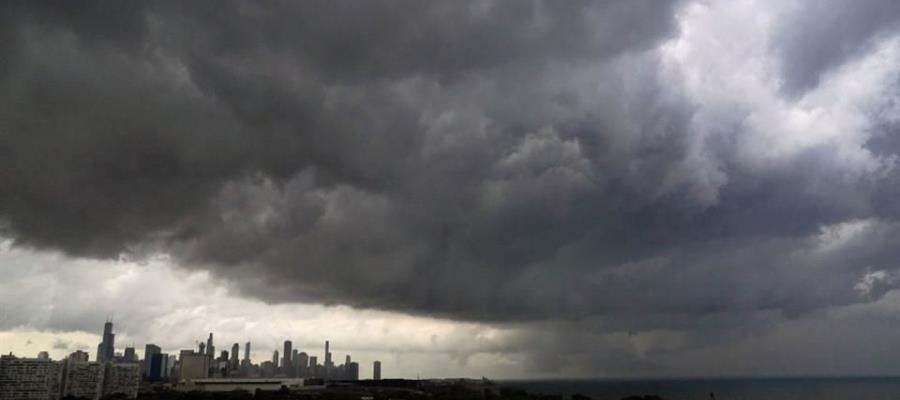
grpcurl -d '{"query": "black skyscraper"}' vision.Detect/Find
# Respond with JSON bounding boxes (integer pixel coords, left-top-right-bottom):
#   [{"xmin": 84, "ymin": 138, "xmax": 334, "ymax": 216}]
[{"xmin": 96, "ymin": 321, "xmax": 115, "ymax": 363}]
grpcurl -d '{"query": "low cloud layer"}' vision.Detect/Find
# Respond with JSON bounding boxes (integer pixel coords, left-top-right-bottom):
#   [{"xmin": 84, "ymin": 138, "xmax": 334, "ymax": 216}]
[{"xmin": 3, "ymin": 0, "xmax": 900, "ymax": 376}]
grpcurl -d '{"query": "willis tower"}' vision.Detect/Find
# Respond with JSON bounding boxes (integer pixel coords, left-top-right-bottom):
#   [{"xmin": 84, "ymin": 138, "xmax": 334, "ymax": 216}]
[{"xmin": 96, "ymin": 320, "xmax": 115, "ymax": 363}]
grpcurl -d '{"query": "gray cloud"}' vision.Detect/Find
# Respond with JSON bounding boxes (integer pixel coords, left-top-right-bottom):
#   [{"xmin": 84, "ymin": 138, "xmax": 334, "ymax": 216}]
[
  {"xmin": 3, "ymin": 0, "xmax": 900, "ymax": 377},
  {"xmin": 771, "ymin": 0, "xmax": 900, "ymax": 95}
]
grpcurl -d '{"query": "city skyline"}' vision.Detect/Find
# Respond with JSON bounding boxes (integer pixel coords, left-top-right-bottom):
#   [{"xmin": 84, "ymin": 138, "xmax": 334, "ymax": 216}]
[{"xmin": 3, "ymin": 320, "xmax": 384, "ymax": 382}]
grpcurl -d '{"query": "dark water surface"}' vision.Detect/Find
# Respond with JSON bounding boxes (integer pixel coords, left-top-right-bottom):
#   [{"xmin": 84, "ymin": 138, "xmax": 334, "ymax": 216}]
[{"xmin": 502, "ymin": 377, "xmax": 900, "ymax": 400}]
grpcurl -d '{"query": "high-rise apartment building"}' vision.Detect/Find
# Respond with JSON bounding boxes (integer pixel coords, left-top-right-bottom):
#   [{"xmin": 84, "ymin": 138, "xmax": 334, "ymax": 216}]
[
  {"xmin": 0, "ymin": 354, "xmax": 60, "ymax": 400},
  {"xmin": 101, "ymin": 363, "xmax": 140, "ymax": 398},
  {"xmin": 59, "ymin": 357, "xmax": 140, "ymax": 400},
  {"xmin": 373, "ymin": 360, "xmax": 381, "ymax": 380}
]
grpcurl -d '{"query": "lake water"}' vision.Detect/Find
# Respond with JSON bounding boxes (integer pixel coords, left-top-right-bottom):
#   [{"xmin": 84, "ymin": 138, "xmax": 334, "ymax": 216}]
[{"xmin": 502, "ymin": 377, "xmax": 900, "ymax": 400}]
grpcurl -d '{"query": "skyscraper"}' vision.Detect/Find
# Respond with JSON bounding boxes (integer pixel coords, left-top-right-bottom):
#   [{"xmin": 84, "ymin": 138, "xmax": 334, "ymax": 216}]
[
  {"xmin": 230, "ymin": 343, "xmax": 239, "ymax": 370},
  {"xmin": 373, "ymin": 361, "xmax": 381, "ymax": 380},
  {"xmin": 308, "ymin": 356, "xmax": 318, "ymax": 378},
  {"xmin": 243, "ymin": 341, "xmax": 250, "ymax": 362},
  {"xmin": 205, "ymin": 333, "xmax": 215, "ymax": 358},
  {"xmin": 96, "ymin": 321, "xmax": 115, "ymax": 363},
  {"xmin": 283, "ymin": 340, "xmax": 292, "ymax": 374},
  {"xmin": 148, "ymin": 353, "xmax": 169, "ymax": 382},
  {"xmin": 297, "ymin": 352, "xmax": 309, "ymax": 377},
  {"xmin": 324, "ymin": 340, "xmax": 332, "ymax": 367},
  {"xmin": 144, "ymin": 344, "xmax": 161, "ymax": 379},
  {"xmin": 347, "ymin": 362, "xmax": 359, "ymax": 381},
  {"xmin": 272, "ymin": 350, "xmax": 279, "ymax": 368}
]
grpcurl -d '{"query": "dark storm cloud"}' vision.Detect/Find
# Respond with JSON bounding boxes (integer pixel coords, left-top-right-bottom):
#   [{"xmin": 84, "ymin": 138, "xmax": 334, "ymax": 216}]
[
  {"xmin": 771, "ymin": 0, "xmax": 900, "ymax": 95},
  {"xmin": 3, "ymin": 0, "xmax": 900, "ymax": 349}
]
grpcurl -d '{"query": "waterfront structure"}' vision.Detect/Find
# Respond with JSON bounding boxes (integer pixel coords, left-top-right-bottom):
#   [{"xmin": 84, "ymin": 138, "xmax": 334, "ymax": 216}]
[
  {"xmin": 0, "ymin": 354, "xmax": 60, "ymax": 400},
  {"xmin": 373, "ymin": 361, "xmax": 381, "ymax": 380}
]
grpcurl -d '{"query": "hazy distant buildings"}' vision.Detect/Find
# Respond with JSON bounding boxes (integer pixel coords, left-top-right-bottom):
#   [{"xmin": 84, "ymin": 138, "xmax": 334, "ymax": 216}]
[
  {"xmin": 296, "ymin": 352, "xmax": 309, "ymax": 377},
  {"xmin": 205, "ymin": 333, "xmax": 215, "ymax": 358},
  {"xmin": 260, "ymin": 361, "xmax": 275, "ymax": 378},
  {"xmin": 0, "ymin": 354, "xmax": 60, "ymax": 400},
  {"xmin": 373, "ymin": 361, "xmax": 381, "ymax": 380},
  {"xmin": 308, "ymin": 356, "xmax": 318, "ymax": 378},
  {"xmin": 230, "ymin": 343, "xmax": 239, "ymax": 370},
  {"xmin": 178, "ymin": 350, "xmax": 209, "ymax": 381},
  {"xmin": 282, "ymin": 340, "xmax": 292, "ymax": 374},
  {"xmin": 122, "ymin": 347, "xmax": 136, "ymax": 363},
  {"xmin": 347, "ymin": 362, "xmax": 359, "ymax": 380},
  {"xmin": 2, "ymin": 320, "xmax": 381, "ymax": 395},
  {"xmin": 68, "ymin": 351, "xmax": 89, "ymax": 363}
]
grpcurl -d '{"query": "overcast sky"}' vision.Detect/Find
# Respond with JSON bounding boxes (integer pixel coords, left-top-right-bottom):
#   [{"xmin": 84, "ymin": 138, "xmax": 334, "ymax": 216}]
[{"xmin": 4, "ymin": 0, "xmax": 900, "ymax": 379}]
